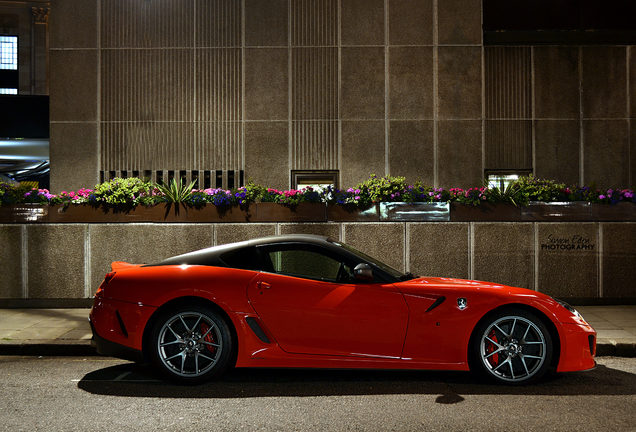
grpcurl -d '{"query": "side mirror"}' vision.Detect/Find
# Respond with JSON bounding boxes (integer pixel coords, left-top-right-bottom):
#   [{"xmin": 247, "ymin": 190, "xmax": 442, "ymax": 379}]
[{"xmin": 353, "ymin": 263, "xmax": 373, "ymax": 282}]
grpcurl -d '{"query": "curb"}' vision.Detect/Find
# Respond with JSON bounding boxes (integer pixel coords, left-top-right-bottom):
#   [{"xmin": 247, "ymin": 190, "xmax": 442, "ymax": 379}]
[
  {"xmin": 595, "ymin": 342, "xmax": 636, "ymax": 358},
  {"xmin": 0, "ymin": 342, "xmax": 96, "ymax": 357},
  {"xmin": 0, "ymin": 342, "xmax": 634, "ymax": 358}
]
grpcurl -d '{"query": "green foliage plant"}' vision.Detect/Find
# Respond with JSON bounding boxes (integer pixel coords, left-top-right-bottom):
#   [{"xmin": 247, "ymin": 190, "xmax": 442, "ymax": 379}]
[
  {"xmin": 91, "ymin": 177, "xmax": 156, "ymax": 207},
  {"xmin": 155, "ymin": 178, "xmax": 196, "ymax": 204}
]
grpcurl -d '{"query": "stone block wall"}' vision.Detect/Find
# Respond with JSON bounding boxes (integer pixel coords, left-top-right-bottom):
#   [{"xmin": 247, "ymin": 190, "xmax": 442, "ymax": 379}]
[{"xmin": 1, "ymin": 222, "xmax": 634, "ymax": 303}]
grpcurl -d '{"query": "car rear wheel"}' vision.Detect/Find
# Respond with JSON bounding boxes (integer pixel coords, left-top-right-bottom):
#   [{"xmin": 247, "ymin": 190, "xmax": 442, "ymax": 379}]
[
  {"xmin": 149, "ymin": 305, "xmax": 232, "ymax": 383},
  {"xmin": 472, "ymin": 309, "xmax": 553, "ymax": 384}
]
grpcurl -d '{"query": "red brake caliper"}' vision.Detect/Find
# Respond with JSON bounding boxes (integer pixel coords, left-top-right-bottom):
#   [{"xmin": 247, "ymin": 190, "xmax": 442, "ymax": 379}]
[
  {"xmin": 199, "ymin": 323, "xmax": 216, "ymax": 354},
  {"xmin": 485, "ymin": 329, "xmax": 499, "ymax": 367}
]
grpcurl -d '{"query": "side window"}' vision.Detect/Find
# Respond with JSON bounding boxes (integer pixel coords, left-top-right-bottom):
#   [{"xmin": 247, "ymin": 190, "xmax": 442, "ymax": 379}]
[
  {"xmin": 219, "ymin": 247, "xmax": 260, "ymax": 271},
  {"xmin": 263, "ymin": 247, "xmax": 354, "ymax": 283}
]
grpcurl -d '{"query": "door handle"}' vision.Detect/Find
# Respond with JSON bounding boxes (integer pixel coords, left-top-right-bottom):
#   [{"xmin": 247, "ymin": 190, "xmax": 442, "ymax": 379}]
[{"xmin": 258, "ymin": 281, "xmax": 272, "ymax": 290}]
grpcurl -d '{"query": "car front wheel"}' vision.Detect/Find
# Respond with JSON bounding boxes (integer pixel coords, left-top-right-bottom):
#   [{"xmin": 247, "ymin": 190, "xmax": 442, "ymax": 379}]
[
  {"xmin": 149, "ymin": 305, "xmax": 232, "ymax": 383},
  {"xmin": 472, "ymin": 309, "xmax": 553, "ymax": 384}
]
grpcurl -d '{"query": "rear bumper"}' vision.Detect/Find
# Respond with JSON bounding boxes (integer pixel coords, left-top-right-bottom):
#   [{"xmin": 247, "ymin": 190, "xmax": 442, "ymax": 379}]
[
  {"xmin": 556, "ymin": 322, "xmax": 597, "ymax": 373},
  {"xmin": 90, "ymin": 318, "xmax": 144, "ymax": 363},
  {"xmin": 89, "ymin": 297, "xmax": 156, "ymax": 362}
]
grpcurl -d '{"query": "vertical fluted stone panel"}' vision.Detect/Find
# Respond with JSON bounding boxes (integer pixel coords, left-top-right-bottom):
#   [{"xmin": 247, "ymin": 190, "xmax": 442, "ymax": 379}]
[
  {"xmin": 101, "ymin": 122, "xmax": 195, "ymax": 171},
  {"xmin": 485, "ymin": 47, "xmax": 531, "ymax": 119},
  {"xmin": 194, "ymin": 122, "xmax": 242, "ymax": 171},
  {"xmin": 101, "ymin": 49, "xmax": 194, "ymax": 122},
  {"xmin": 291, "ymin": 46, "xmax": 338, "ymax": 169},
  {"xmin": 101, "ymin": 0, "xmax": 194, "ymax": 48},
  {"xmin": 485, "ymin": 120, "xmax": 532, "ymax": 170},
  {"xmin": 196, "ymin": 49, "xmax": 242, "ymax": 121},
  {"xmin": 291, "ymin": 0, "xmax": 338, "ymax": 46},
  {"xmin": 291, "ymin": 121, "xmax": 338, "ymax": 169},
  {"xmin": 196, "ymin": 0, "xmax": 241, "ymax": 47}
]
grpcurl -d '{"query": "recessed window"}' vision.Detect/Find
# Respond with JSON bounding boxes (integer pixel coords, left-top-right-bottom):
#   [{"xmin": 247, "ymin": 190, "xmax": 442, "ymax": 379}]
[
  {"xmin": 486, "ymin": 171, "xmax": 532, "ymax": 190},
  {"xmin": 291, "ymin": 170, "xmax": 338, "ymax": 192}
]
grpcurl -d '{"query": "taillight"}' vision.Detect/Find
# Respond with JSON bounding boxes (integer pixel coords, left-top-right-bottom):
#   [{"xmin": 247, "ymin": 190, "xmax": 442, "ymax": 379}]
[{"xmin": 95, "ymin": 272, "xmax": 116, "ymax": 298}]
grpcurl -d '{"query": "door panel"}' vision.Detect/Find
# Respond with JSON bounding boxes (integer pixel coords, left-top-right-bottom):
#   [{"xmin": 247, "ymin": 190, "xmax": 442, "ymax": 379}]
[{"xmin": 248, "ymin": 272, "xmax": 409, "ymax": 358}]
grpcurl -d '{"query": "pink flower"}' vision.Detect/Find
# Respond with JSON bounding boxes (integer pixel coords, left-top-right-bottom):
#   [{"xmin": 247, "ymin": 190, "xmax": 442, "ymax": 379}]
[{"xmin": 599, "ymin": 195, "xmax": 606, "ymax": 200}]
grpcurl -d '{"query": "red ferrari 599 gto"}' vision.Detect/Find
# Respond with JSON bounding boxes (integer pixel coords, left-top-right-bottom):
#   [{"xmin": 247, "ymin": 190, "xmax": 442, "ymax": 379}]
[{"xmin": 89, "ymin": 234, "xmax": 596, "ymax": 384}]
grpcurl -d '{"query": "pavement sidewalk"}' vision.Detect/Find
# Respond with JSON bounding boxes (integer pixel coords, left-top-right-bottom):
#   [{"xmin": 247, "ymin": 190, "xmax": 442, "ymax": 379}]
[{"xmin": 0, "ymin": 306, "xmax": 634, "ymax": 357}]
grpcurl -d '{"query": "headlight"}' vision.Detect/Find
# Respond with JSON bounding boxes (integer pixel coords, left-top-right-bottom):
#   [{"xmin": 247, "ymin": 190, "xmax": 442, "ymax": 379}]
[{"xmin": 553, "ymin": 298, "xmax": 589, "ymax": 326}]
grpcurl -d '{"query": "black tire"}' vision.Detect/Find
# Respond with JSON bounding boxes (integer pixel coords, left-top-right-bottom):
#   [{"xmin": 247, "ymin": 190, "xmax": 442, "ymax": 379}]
[
  {"xmin": 470, "ymin": 308, "xmax": 553, "ymax": 385},
  {"xmin": 149, "ymin": 305, "xmax": 233, "ymax": 384}
]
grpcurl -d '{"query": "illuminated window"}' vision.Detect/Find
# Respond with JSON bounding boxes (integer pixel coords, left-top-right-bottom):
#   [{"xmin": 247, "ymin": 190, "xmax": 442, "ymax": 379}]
[
  {"xmin": 0, "ymin": 35, "xmax": 18, "ymax": 94},
  {"xmin": 486, "ymin": 171, "xmax": 531, "ymax": 190},
  {"xmin": 0, "ymin": 36, "xmax": 17, "ymax": 70},
  {"xmin": 291, "ymin": 170, "xmax": 338, "ymax": 192}
]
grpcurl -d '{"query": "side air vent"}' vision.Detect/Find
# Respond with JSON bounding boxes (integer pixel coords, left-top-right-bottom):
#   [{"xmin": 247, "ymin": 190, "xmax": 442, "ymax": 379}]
[
  {"xmin": 115, "ymin": 310, "xmax": 128, "ymax": 338},
  {"xmin": 425, "ymin": 296, "xmax": 446, "ymax": 313},
  {"xmin": 245, "ymin": 317, "xmax": 270, "ymax": 344}
]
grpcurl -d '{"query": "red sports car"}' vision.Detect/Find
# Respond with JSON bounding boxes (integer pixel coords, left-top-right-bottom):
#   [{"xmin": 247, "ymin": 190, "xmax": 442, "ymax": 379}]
[{"xmin": 89, "ymin": 234, "xmax": 596, "ymax": 384}]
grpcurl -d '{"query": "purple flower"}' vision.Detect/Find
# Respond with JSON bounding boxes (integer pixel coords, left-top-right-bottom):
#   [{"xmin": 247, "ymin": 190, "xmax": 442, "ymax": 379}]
[{"xmin": 599, "ymin": 195, "xmax": 606, "ymax": 200}]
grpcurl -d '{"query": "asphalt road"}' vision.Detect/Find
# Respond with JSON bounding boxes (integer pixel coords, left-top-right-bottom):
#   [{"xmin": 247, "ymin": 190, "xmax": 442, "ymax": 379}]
[{"xmin": 1, "ymin": 356, "xmax": 635, "ymax": 432}]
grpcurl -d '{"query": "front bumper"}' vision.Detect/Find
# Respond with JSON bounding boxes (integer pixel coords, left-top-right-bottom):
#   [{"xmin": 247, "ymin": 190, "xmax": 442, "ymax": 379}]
[{"xmin": 556, "ymin": 322, "xmax": 597, "ymax": 373}]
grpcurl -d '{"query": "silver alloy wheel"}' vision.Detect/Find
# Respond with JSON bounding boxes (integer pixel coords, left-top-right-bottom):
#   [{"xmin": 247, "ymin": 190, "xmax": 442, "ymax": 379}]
[
  {"xmin": 157, "ymin": 312, "xmax": 223, "ymax": 378},
  {"xmin": 479, "ymin": 315, "xmax": 547, "ymax": 383}
]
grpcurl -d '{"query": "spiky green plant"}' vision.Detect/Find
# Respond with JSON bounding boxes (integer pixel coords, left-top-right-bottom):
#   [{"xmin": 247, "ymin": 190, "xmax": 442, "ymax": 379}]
[{"xmin": 155, "ymin": 178, "xmax": 196, "ymax": 203}]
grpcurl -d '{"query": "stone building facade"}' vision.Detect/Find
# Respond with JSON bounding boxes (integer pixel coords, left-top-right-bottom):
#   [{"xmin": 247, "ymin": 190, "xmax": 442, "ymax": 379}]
[{"xmin": 26, "ymin": 0, "xmax": 636, "ymax": 191}]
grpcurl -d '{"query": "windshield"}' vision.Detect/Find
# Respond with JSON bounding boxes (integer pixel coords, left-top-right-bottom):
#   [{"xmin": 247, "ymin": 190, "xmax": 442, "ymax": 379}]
[{"xmin": 329, "ymin": 240, "xmax": 413, "ymax": 281}]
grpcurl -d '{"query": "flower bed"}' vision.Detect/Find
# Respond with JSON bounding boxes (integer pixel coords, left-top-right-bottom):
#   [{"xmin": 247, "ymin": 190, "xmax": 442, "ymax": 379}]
[{"xmin": 0, "ymin": 175, "xmax": 634, "ymax": 223}]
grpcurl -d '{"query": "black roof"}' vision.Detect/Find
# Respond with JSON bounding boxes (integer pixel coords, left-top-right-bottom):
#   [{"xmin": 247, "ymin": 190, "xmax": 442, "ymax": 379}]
[{"xmin": 153, "ymin": 234, "xmax": 336, "ymax": 267}]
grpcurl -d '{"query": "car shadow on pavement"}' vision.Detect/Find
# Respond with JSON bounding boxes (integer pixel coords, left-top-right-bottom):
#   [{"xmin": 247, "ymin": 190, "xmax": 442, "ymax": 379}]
[{"xmin": 77, "ymin": 362, "xmax": 636, "ymax": 401}]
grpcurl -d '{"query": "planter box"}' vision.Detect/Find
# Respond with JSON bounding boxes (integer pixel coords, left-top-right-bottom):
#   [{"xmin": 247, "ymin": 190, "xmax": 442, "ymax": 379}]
[
  {"xmin": 450, "ymin": 202, "xmax": 522, "ymax": 222},
  {"xmin": 251, "ymin": 202, "xmax": 327, "ymax": 222},
  {"xmin": 520, "ymin": 202, "xmax": 593, "ymax": 222},
  {"xmin": 380, "ymin": 202, "xmax": 450, "ymax": 221},
  {"xmin": 326, "ymin": 204, "xmax": 380, "ymax": 222},
  {"xmin": 591, "ymin": 202, "xmax": 636, "ymax": 221},
  {"xmin": 0, "ymin": 204, "xmax": 254, "ymax": 223}
]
